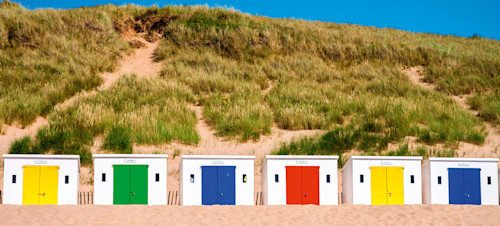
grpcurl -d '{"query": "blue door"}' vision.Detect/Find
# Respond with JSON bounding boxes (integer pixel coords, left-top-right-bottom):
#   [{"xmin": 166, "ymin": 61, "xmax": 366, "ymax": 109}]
[
  {"xmin": 201, "ymin": 166, "xmax": 219, "ymax": 205},
  {"xmin": 201, "ymin": 166, "xmax": 236, "ymax": 205},
  {"xmin": 217, "ymin": 166, "xmax": 236, "ymax": 205},
  {"xmin": 448, "ymin": 168, "xmax": 481, "ymax": 205},
  {"xmin": 463, "ymin": 169, "xmax": 481, "ymax": 204}
]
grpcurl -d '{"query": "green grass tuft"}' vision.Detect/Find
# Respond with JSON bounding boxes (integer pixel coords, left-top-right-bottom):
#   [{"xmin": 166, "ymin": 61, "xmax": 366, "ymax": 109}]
[
  {"xmin": 9, "ymin": 136, "xmax": 36, "ymax": 154},
  {"xmin": 103, "ymin": 124, "xmax": 133, "ymax": 154}
]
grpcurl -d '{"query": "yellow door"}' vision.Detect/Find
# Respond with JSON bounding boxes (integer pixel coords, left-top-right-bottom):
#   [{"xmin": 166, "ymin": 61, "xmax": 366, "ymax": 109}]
[
  {"xmin": 22, "ymin": 166, "xmax": 40, "ymax": 205},
  {"xmin": 22, "ymin": 165, "xmax": 59, "ymax": 205},
  {"xmin": 40, "ymin": 166, "xmax": 59, "ymax": 205},
  {"xmin": 370, "ymin": 166, "xmax": 404, "ymax": 205},
  {"xmin": 371, "ymin": 167, "xmax": 387, "ymax": 205},
  {"xmin": 386, "ymin": 167, "xmax": 404, "ymax": 205}
]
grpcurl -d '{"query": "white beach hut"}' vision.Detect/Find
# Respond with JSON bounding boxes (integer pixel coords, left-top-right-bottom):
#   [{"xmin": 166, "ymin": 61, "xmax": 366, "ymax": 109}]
[
  {"xmin": 261, "ymin": 155, "xmax": 339, "ymax": 205},
  {"xmin": 422, "ymin": 157, "xmax": 499, "ymax": 205},
  {"xmin": 93, "ymin": 154, "xmax": 168, "ymax": 205},
  {"xmin": 2, "ymin": 154, "xmax": 80, "ymax": 205},
  {"xmin": 341, "ymin": 156, "xmax": 422, "ymax": 205},
  {"xmin": 180, "ymin": 155, "xmax": 255, "ymax": 206}
]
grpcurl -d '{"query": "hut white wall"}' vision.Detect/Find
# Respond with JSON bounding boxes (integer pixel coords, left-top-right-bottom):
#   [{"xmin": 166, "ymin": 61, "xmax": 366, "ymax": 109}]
[
  {"xmin": 498, "ymin": 169, "xmax": 500, "ymax": 205},
  {"xmin": 341, "ymin": 162, "xmax": 353, "ymax": 204},
  {"xmin": 180, "ymin": 156, "xmax": 255, "ymax": 206},
  {"xmin": 262, "ymin": 156, "xmax": 339, "ymax": 205},
  {"xmin": 2, "ymin": 155, "xmax": 80, "ymax": 205},
  {"xmin": 342, "ymin": 157, "xmax": 423, "ymax": 205},
  {"xmin": 93, "ymin": 155, "xmax": 168, "ymax": 205},
  {"xmin": 422, "ymin": 158, "xmax": 499, "ymax": 205},
  {"xmin": 421, "ymin": 161, "xmax": 431, "ymax": 204},
  {"xmin": 261, "ymin": 160, "xmax": 268, "ymax": 205}
]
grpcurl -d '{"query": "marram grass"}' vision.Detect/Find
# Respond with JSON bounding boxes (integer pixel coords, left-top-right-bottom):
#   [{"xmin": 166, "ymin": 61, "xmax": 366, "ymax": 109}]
[{"xmin": 4, "ymin": 2, "xmax": 499, "ymax": 162}]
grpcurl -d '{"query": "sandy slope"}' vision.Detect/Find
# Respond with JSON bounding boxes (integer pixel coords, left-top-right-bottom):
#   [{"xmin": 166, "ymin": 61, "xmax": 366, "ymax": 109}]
[
  {"xmin": 403, "ymin": 67, "xmax": 500, "ymax": 162},
  {"xmin": 0, "ymin": 205, "xmax": 498, "ymax": 225},
  {"xmin": 0, "ymin": 37, "xmax": 161, "ymax": 191}
]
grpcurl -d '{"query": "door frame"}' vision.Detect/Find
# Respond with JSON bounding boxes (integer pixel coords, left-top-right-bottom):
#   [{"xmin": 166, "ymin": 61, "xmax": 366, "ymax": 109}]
[
  {"xmin": 113, "ymin": 164, "xmax": 149, "ymax": 205},
  {"xmin": 370, "ymin": 166, "xmax": 404, "ymax": 205},
  {"xmin": 448, "ymin": 168, "xmax": 482, "ymax": 205},
  {"xmin": 285, "ymin": 166, "xmax": 320, "ymax": 205},
  {"xmin": 22, "ymin": 165, "xmax": 59, "ymax": 205},
  {"xmin": 201, "ymin": 166, "xmax": 236, "ymax": 205}
]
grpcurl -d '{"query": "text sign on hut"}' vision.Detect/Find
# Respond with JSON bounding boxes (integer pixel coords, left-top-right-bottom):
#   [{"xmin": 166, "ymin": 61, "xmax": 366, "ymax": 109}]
[
  {"xmin": 35, "ymin": 160, "xmax": 47, "ymax": 164},
  {"xmin": 124, "ymin": 159, "xmax": 136, "ymax": 163},
  {"xmin": 212, "ymin": 160, "xmax": 224, "ymax": 164},
  {"xmin": 458, "ymin": 162, "xmax": 470, "ymax": 166},
  {"xmin": 296, "ymin": 160, "xmax": 308, "ymax": 164},
  {"xmin": 381, "ymin": 161, "xmax": 393, "ymax": 165}
]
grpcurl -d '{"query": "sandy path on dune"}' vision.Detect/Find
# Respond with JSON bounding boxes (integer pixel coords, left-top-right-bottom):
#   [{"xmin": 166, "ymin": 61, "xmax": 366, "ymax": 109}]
[
  {"xmin": 0, "ymin": 35, "xmax": 320, "ymax": 193},
  {"xmin": 0, "ymin": 205, "xmax": 498, "ymax": 225},
  {"xmin": 403, "ymin": 66, "xmax": 500, "ymax": 162},
  {"xmin": 0, "ymin": 37, "xmax": 161, "ymax": 191}
]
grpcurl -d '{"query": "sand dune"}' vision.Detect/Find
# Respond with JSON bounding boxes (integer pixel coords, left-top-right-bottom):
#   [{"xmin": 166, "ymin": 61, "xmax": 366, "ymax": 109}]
[
  {"xmin": 403, "ymin": 67, "xmax": 500, "ymax": 165},
  {"xmin": 0, "ymin": 205, "xmax": 498, "ymax": 225}
]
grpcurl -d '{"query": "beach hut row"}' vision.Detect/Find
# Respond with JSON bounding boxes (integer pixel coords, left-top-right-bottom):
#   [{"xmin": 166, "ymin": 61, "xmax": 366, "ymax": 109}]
[{"xmin": 2, "ymin": 154, "xmax": 499, "ymax": 206}]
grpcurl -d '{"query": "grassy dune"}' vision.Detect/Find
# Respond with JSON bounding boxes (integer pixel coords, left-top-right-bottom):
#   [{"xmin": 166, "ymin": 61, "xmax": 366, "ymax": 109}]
[
  {"xmin": 0, "ymin": 1, "xmax": 130, "ymax": 126},
  {"xmin": 10, "ymin": 76, "xmax": 199, "ymax": 164},
  {"xmin": 3, "ymin": 2, "xmax": 499, "ymax": 164}
]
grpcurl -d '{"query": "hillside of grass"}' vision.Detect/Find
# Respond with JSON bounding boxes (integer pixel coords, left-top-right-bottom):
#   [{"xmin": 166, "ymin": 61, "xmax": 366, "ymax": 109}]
[
  {"xmin": 0, "ymin": 1, "xmax": 131, "ymax": 126},
  {"xmin": 3, "ymin": 2, "xmax": 499, "ymax": 165}
]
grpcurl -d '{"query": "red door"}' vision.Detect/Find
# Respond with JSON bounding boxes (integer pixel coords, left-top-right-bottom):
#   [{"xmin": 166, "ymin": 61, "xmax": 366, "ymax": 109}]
[
  {"xmin": 286, "ymin": 166, "xmax": 320, "ymax": 205},
  {"xmin": 302, "ymin": 166, "xmax": 320, "ymax": 205}
]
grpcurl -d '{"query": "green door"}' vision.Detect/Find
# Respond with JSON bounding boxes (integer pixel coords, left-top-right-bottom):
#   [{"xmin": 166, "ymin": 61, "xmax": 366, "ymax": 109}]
[
  {"xmin": 113, "ymin": 165, "xmax": 148, "ymax": 205},
  {"xmin": 130, "ymin": 165, "xmax": 148, "ymax": 204}
]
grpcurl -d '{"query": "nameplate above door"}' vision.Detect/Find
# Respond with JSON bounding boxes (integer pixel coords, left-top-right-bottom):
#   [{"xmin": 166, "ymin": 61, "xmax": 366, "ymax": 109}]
[
  {"xmin": 296, "ymin": 160, "xmax": 308, "ymax": 164},
  {"xmin": 381, "ymin": 161, "xmax": 393, "ymax": 165},
  {"xmin": 124, "ymin": 159, "xmax": 136, "ymax": 163},
  {"xmin": 35, "ymin": 160, "xmax": 47, "ymax": 164},
  {"xmin": 212, "ymin": 160, "xmax": 224, "ymax": 164}
]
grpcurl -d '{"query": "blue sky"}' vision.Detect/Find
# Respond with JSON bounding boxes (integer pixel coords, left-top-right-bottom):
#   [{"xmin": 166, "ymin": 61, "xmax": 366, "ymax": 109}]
[{"xmin": 13, "ymin": 0, "xmax": 500, "ymax": 40}]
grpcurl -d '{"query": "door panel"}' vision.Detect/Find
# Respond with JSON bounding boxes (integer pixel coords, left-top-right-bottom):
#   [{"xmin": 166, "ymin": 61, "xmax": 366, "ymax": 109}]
[
  {"xmin": 464, "ymin": 169, "xmax": 481, "ymax": 205},
  {"xmin": 286, "ymin": 166, "xmax": 303, "ymax": 204},
  {"xmin": 130, "ymin": 165, "xmax": 148, "ymax": 205},
  {"xmin": 39, "ymin": 166, "xmax": 59, "ymax": 205},
  {"xmin": 371, "ymin": 167, "xmax": 387, "ymax": 205},
  {"xmin": 22, "ymin": 166, "xmax": 40, "ymax": 205},
  {"xmin": 448, "ymin": 168, "xmax": 464, "ymax": 204},
  {"xmin": 113, "ymin": 165, "xmax": 131, "ymax": 204},
  {"xmin": 202, "ymin": 166, "xmax": 219, "ymax": 205},
  {"xmin": 301, "ymin": 166, "xmax": 320, "ymax": 205},
  {"xmin": 217, "ymin": 166, "xmax": 236, "ymax": 205},
  {"xmin": 386, "ymin": 167, "xmax": 404, "ymax": 205}
]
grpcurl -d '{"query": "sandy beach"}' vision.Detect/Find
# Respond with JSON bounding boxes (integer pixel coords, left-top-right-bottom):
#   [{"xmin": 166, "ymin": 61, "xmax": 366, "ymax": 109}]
[{"xmin": 0, "ymin": 204, "xmax": 498, "ymax": 225}]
